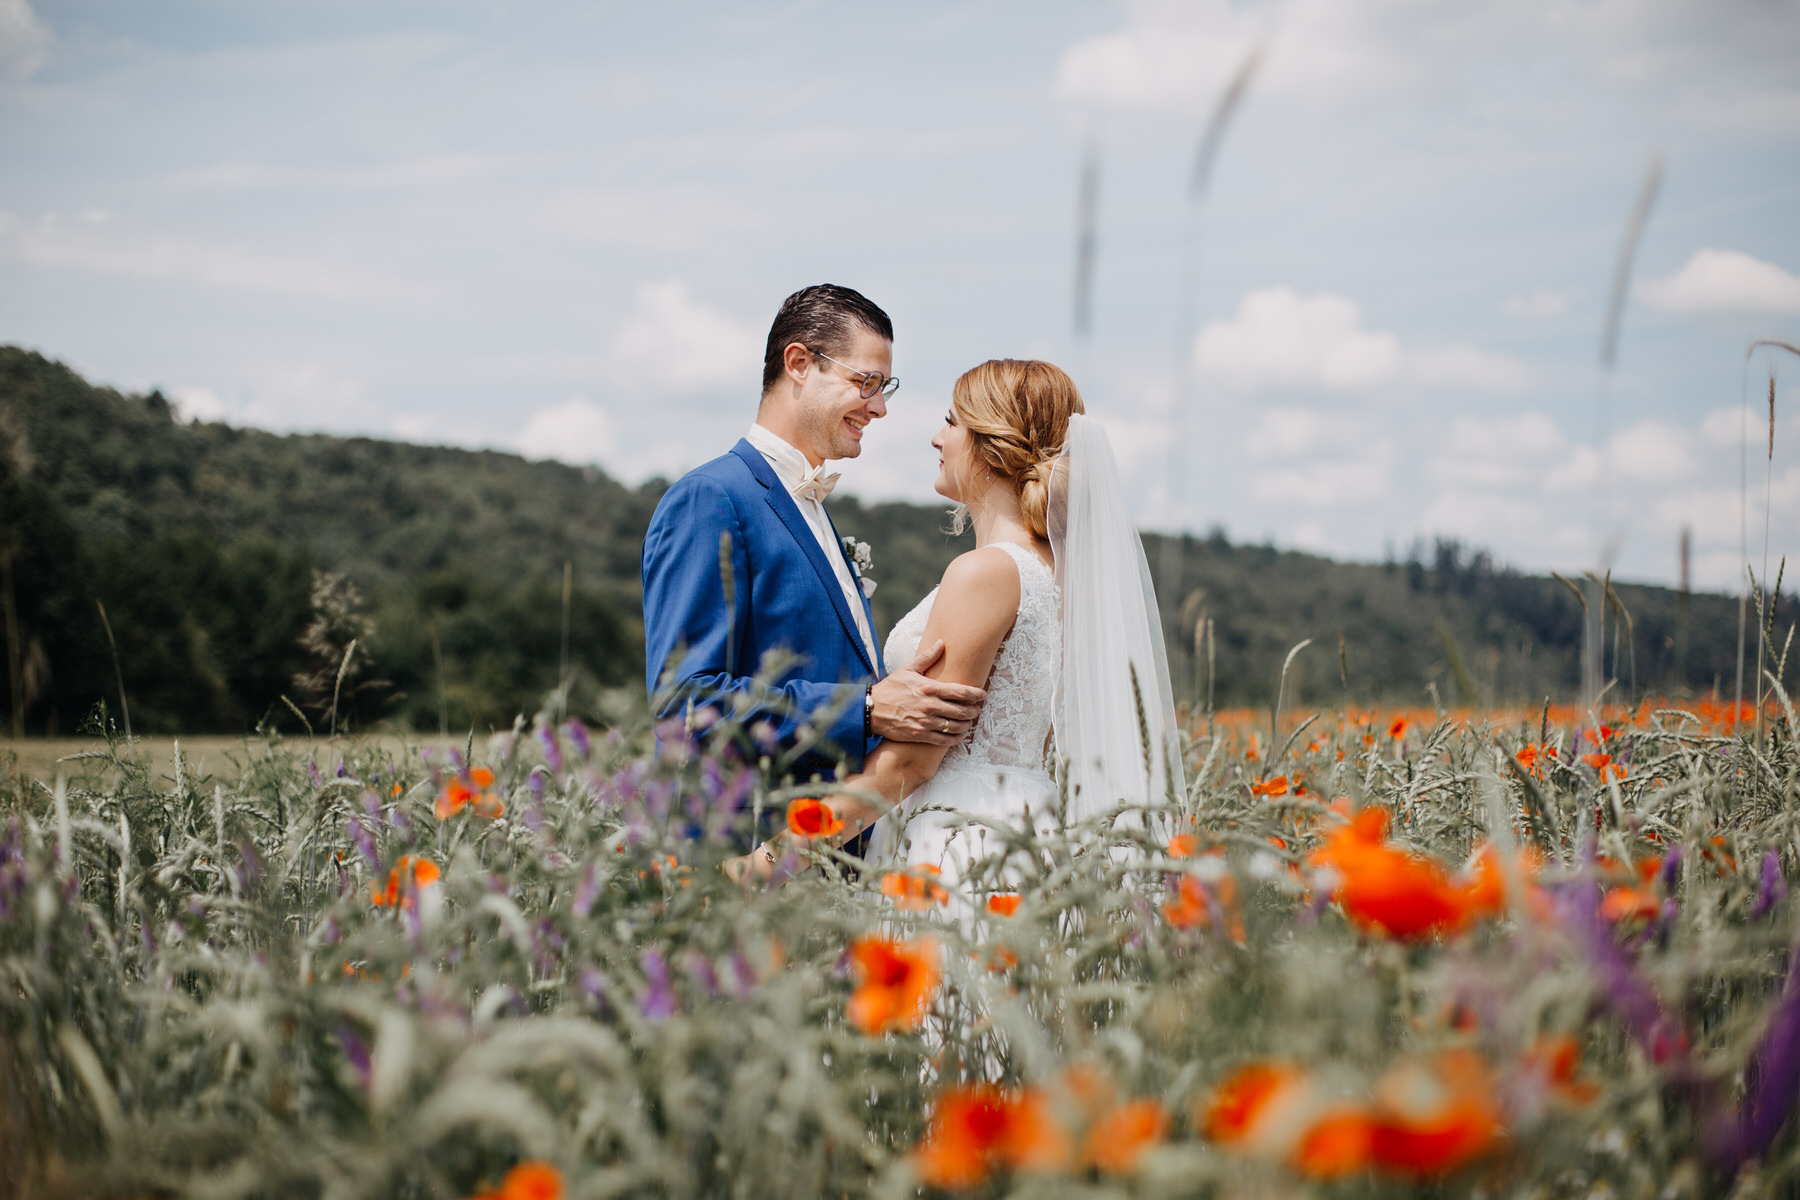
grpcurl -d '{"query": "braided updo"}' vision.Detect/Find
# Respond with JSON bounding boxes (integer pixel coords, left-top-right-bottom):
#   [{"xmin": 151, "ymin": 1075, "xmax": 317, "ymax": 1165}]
[{"xmin": 950, "ymin": 359, "xmax": 1085, "ymax": 539}]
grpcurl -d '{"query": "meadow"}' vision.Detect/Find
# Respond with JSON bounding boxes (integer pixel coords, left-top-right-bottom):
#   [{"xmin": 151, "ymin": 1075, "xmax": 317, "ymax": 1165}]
[{"xmin": 3, "ymin": 661, "xmax": 1798, "ymax": 1200}]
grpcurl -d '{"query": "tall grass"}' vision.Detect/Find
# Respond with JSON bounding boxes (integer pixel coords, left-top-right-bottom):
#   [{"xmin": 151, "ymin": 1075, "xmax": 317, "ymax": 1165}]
[{"xmin": 1, "ymin": 678, "xmax": 1797, "ymax": 1198}]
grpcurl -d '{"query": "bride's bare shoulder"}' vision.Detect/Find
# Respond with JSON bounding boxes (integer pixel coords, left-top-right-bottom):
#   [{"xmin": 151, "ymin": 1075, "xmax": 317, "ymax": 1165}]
[{"xmin": 928, "ymin": 546, "xmax": 1022, "ymax": 624}]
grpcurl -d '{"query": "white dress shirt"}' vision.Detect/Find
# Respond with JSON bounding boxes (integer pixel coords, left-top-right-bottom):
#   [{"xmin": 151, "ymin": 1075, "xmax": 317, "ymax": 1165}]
[{"xmin": 744, "ymin": 424, "xmax": 880, "ymax": 668}]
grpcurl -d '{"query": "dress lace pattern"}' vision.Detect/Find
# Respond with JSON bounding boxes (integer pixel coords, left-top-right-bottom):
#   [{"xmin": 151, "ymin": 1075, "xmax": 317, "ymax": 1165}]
[{"xmin": 882, "ymin": 542, "xmax": 1061, "ymax": 781}]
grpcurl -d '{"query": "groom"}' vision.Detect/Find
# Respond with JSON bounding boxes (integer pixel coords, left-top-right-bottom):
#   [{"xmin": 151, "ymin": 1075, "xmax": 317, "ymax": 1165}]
[{"xmin": 641, "ymin": 284, "xmax": 985, "ymax": 816}]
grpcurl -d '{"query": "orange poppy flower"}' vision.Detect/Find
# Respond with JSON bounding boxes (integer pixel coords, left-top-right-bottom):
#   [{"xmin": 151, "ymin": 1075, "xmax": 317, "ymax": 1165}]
[
  {"xmin": 1307, "ymin": 809, "xmax": 1472, "ymax": 940},
  {"xmin": 1520, "ymin": 1035, "xmax": 1600, "ymax": 1106},
  {"xmin": 1599, "ymin": 885, "xmax": 1662, "ymax": 923},
  {"xmin": 1163, "ymin": 872, "xmax": 1244, "ymax": 942},
  {"xmin": 1388, "ymin": 716, "xmax": 1409, "ymax": 740},
  {"xmin": 436, "ymin": 766, "xmax": 503, "ymax": 820},
  {"xmin": 1583, "ymin": 725, "xmax": 1615, "ymax": 746},
  {"xmin": 389, "ymin": 782, "xmax": 403, "ymax": 798},
  {"xmin": 1294, "ymin": 1109, "xmax": 1376, "ymax": 1178},
  {"xmin": 1250, "ymin": 775, "xmax": 1290, "ymax": 798},
  {"xmin": 846, "ymin": 936, "xmax": 939, "ymax": 1035},
  {"xmin": 469, "ymin": 1161, "xmax": 565, "ymax": 1200},
  {"xmin": 881, "ymin": 865, "xmax": 949, "ymax": 910},
  {"xmin": 1514, "ymin": 744, "xmax": 1553, "ymax": 778},
  {"xmin": 786, "ymin": 798, "xmax": 845, "ymax": 839},
  {"xmin": 371, "ymin": 855, "xmax": 440, "ymax": 908},
  {"xmin": 986, "ymin": 893, "xmax": 1022, "ymax": 916},
  {"xmin": 913, "ymin": 1085, "xmax": 1067, "ymax": 1189},
  {"xmin": 1367, "ymin": 1051, "xmax": 1502, "ymax": 1178},
  {"xmin": 1166, "ymin": 833, "xmax": 1200, "ymax": 857},
  {"xmin": 1081, "ymin": 1098, "xmax": 1168, "ymax": 1174},
  {"xmin": 1582, "ymin": 752, "xmax": 1626, "ymax": 781},
  {"xmin": 1200, "ymin": 1062, "xmax": 1377, "ymax": 1179},
  {"xmin": 1199, "ymin": 1061, "xmax": 1304, "ymax": 1145}
]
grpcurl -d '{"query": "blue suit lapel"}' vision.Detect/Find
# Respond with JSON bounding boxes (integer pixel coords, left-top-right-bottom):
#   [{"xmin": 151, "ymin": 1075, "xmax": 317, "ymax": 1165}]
[
  {"xmin": 730, "ymin": 440, "xmax": 875, "ymax": 675},
  {"xmin": 823, "ymin": 506, "xmax": 885, "ymax": 677}
]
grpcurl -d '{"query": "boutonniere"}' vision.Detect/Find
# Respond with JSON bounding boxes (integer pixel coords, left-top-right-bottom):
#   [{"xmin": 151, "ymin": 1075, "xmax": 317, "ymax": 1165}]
[{"xmin": 842, "ymin": 536, "xmax": 877, "ymax": 598}]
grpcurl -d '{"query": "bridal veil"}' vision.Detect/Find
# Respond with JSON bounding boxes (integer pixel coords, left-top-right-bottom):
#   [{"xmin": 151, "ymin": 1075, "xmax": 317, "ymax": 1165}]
[{"xmin": 1047, "ymin": 414, "xmax": 1185, "ymax": 822}]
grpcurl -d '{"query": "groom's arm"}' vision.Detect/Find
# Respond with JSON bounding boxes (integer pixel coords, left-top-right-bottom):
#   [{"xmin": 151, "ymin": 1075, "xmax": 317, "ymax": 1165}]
[{"xmin": 642, "ymin": 475, "xmax": 869, "ymax": 765}]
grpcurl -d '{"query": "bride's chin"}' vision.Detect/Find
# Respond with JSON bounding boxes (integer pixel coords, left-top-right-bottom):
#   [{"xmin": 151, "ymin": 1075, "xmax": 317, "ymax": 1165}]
[{"xmin": 933, "ymin": 478, "xmax": 957, "ymax": 502}]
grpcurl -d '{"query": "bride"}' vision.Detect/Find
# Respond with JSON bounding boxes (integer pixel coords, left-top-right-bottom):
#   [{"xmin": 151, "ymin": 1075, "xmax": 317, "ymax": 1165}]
[{"xmin": 734, "ymin": 359, "xmax": 1181, "ymax": 886}]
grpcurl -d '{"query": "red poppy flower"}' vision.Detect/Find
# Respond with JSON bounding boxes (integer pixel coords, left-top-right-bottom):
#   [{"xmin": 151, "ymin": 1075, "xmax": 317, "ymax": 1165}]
[
  {"xmin": 881, "ymin": 866, "xmax": 949, "ymax": 911},
  {"xmin": 786, "ymin": 798, "xmax": 845, "ymax": 839},
  {"xmin": 913, "ymin": 1085, "xmax": 1067, "ymax": 1189},
  {"xmin": 846, "ymin": 936, "xmax": 938, "ymax": 1035},
  {"xmin": 371, "ymin": 855, "xmax": 440, "ymax": 907},
  {"xmin": 985, "ymin": 893, "xmax": 1022, "ymax": 916}
]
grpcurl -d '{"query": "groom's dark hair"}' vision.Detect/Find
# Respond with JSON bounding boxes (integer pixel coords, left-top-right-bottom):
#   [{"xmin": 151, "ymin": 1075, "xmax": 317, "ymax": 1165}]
[{"xmin": 761, "ymin": 284, "xmax": 894, "ymax": 392}]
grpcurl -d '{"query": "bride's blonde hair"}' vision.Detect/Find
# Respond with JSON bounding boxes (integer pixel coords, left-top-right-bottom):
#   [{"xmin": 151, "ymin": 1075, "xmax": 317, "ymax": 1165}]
[{"xmin": 949, "ymin": 359, "xmax": 1085, "ymax": 539}]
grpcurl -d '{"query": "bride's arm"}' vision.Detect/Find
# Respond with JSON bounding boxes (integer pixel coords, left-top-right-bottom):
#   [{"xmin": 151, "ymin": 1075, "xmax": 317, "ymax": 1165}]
[{"xmin": 748, "ymin": 547, "xmax": 1024, "ymax": 866}]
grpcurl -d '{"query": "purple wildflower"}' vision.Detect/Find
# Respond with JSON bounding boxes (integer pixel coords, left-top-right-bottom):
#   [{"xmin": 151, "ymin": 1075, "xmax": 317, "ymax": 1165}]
[
  {"xmin": 527, "ymin": 769, "xmax": 548, "ymax": 800},
  {"xmin": 578, "ymin": 966, "xmax": 610, "ymax": 1014},
  {"xmin": 347, "ymin": 815, "xmax": 380, "ymax": 872},
  {"xmin": 336, "ymin": 759, "xmax": 349, "ymax": 778},
  {"xmin": 1558, "ymin": 880, "xmax": 1687, "ymax": 1064},
  {"xmin": 724, "ymin": 953, "xmax": 758, "ymax": 1000},
  {"xmin": 562, "ymin": 719, "xmax": 592, "ymax": 761},
  {"xmin": 682, "ymin": 951, "xmax": 720, "ymax": 996},
  {"xmin": 537, "ymin": 724, "xmax": 564, "ymax": 774},
  {"xmin": 1659, "ymin": 846, "xmax": 1684, "ymax": 889},
  {"xmin": 573, "ymin": 863, "xmax": 601, "ymax": 918},
  {"xmin": 235, "ymin": 839, "xmax": 264, "ymax": 890},
  {"xmin": 337, "ymin": 1024, "xmax": 372, "ymax": 1090},
  {"xmin": 1752, "ymin": 851, "xmax": 1788, "ymax": 921},
  {"xmin": 1708, "ymin": 938, "xmax": 1800, "ymax": 1169},
  {"xmin": 639, "ymin": 949, "xmax": 677, "ymax": 1022},
  {"xmin": 306, "ymin": 756, "xmax": 323, "ymax": 788}
]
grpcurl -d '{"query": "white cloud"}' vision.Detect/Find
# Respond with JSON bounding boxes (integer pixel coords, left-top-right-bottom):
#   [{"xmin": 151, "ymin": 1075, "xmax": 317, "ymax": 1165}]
[
  {"xmin": 1195, "ymin": 288, "xmax": 1400, "ymax": 390},
  {"xmin": 0, "ymin": 0, "xmax": 50, "ymax": 81},
  {"xmin": 0, "ymin": 211, "xmax": 445, "ymax": 306},
  {"xmin": 1640, "ymin": 248, "xmax": 1800, "ymax": 315},
  {"xmin": 1193, "ymin": 287, "xmax": 1527, "ymax": 393},
  {"xmin": 531, "ymin": 187, "xmax": 764, "ymax": 254},
  {"xmin": 515, "ymin": 397, "xmax": 615, "ymax": 467},
  {"xmin": 1055, "ymin": 0, "xmax": 1800, "ymax": 122},
  {"xmin": 608, "ymin": 280, "xmax": 761, "ymax": 395},
  {"xmin": 169, "ymin": 385, "xmax": 231, "ymax": 424},
  {"xmin": 1411, "ymin": 346, "xmax": 1532, "ymax": 391},
  {"xmin": 1503, "ymin": 289, "xmax": 1567, "ymax": 320}
]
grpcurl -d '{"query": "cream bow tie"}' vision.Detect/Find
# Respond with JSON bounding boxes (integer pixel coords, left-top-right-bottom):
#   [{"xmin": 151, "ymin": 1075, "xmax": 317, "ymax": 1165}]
[{"xmin": 792, "ymin": 464, "xmax": 840, "ymax": 503}]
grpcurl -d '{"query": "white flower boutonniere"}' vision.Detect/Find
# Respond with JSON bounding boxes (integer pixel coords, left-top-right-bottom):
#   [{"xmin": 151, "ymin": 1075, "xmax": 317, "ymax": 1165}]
[{"xmin": 842, "ymin": 536, "xmax": 877, "ymax": 598}]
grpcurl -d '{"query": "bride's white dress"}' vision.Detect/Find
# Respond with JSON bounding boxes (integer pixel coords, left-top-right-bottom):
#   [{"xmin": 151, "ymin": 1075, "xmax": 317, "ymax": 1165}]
[{"xmin": 865, "ymin": 542, "xmax": 1061, "ymax": 883}]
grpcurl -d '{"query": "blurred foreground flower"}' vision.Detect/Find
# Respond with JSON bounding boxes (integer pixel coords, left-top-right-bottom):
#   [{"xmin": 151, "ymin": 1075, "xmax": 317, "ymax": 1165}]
[
  {"xmin": 371, "ymin": 855, "xmax": 439, "ymax": 908},
  {"xmin": 469, "ymin": 1161, "xmax": 564, "ymax": 1200},
  {"xmin": 846, "ymin": 936, "xmax": 938, "ymax": 1034},
  {"xmin": 437, "ymin": 765, "xmax": 502, "ymax": 819},
  {"xmin": 786, "ymin": 798, "xmax": 844, "ymax": 838},
  {"xmin": 1200, "ymin": 1051, "xmax": 1503, "ymax": 1180},
  {"xmin": 912, "ymin": 1085, "xmax": 1065, "ymax": 1189},
  {"xmin": 1308, "ymin": 809, "xmax": 1489, "ymax": 939},
  {"xmin": 881, "ymin": 865, "xmax": 948, "ymax": 911},
  {"xmin": 1080, "ymin": 1097, "xmax": 1168, "ymax": 1174}
]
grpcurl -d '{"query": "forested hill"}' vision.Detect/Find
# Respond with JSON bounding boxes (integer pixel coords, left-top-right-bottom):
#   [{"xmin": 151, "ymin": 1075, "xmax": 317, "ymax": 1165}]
[{"xmin": 0, "ymin": 346, "xmax": 1783, "ymax": 737}]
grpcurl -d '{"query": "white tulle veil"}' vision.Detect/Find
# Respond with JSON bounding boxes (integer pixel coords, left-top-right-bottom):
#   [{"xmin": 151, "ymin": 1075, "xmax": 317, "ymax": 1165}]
[{"xmin": 1048, "ymin": 414, "xmax": 1185, "ymax": 822}]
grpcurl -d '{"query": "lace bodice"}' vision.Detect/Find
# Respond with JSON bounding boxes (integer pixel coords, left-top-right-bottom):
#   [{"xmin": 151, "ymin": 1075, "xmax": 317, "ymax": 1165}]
[{"xmin": 882, "ymin": 541, "xmax": 1061, "ymax": 776}]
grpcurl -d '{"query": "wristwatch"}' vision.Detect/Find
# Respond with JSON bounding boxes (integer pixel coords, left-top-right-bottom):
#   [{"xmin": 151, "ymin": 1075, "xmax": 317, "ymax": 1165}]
[{"xmin": 863, "ymin": 683, "xmax": 874, "ymax": 741}]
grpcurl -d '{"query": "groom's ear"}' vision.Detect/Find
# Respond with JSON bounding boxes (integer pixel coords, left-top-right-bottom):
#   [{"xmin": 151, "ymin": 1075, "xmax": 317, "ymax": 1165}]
[{"xmin": 781, "ymin": 342, "xmax": 812, "ymax": 385}]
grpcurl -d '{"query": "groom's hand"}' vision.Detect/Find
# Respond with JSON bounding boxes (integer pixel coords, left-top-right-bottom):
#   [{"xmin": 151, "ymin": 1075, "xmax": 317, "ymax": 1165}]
[{"xmin": 870, "ymin": 639, "xmax": 986, "ymax": 745}]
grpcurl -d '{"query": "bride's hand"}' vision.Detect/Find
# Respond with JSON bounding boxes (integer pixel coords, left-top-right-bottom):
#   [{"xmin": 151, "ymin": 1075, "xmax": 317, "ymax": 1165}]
[
  {"xmin": 870, "ymin": 639, "xmax": 987, "ymax": 745},
  {"xmin": 724, "ymin": 843, "xmax": 779, "ymax": 887}
]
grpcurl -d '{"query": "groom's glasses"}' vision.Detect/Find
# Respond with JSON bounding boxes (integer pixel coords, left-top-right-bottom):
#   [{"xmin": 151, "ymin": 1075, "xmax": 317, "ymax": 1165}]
[{"xmin": 811, "ymin": 350, "xmax": 900, "ymax": 400}]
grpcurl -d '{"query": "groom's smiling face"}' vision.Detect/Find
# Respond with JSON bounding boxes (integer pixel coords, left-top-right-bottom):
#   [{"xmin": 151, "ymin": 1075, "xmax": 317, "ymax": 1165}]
[{"xmin": 789, "ymin": 326, "xmax": 892, "ymax": 464}]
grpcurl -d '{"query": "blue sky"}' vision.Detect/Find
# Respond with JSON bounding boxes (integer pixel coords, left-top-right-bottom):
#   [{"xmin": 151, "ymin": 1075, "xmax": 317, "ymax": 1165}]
[{"xmin": 2, "ymin": 0, "xmax": 1797, "ymax": 590}]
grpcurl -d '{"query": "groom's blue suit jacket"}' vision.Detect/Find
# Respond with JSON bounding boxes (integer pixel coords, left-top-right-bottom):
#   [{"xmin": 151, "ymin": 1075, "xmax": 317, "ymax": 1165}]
[{"xmin": 642, "ymin": 439, "xmax": 884, "ymax": 780}]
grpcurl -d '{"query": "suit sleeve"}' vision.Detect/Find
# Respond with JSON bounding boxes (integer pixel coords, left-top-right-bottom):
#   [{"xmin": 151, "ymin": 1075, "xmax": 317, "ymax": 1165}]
[{"xmin": 642, "ymin": 475, "xmax": 868, "ymax": 769}]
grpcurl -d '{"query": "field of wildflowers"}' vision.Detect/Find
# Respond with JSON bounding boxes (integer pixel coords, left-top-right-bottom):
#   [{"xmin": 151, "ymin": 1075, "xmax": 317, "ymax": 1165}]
[{"xmin": 2, "ymin": 671, "xmax": 1799, "ymax": 1198}]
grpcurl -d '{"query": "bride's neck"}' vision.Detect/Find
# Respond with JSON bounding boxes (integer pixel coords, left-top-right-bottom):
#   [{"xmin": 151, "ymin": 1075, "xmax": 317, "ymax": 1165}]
[{"xmin": 966, "ymin": 485, "xmax": 1031, "ymax": 548}]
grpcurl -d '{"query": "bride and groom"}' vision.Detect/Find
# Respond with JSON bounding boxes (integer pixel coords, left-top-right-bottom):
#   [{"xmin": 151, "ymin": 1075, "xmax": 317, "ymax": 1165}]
[{"xmin": 640, "ymin": 283, "xmax": 1181, "ymax": 887}]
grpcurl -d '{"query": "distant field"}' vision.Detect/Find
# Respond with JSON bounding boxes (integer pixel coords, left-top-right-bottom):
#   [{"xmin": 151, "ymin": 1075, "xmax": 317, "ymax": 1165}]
[{"xmin": 1, "ymin": 734, "xmax": 470, "ymax": 791}]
